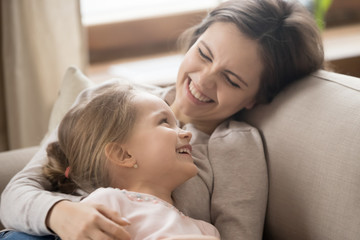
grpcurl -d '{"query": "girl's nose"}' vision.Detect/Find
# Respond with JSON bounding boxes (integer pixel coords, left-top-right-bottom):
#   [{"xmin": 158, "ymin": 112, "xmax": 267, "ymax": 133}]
[{"xmin": 178, "ymin": 129, "xmax": 192, "ymax": 141}]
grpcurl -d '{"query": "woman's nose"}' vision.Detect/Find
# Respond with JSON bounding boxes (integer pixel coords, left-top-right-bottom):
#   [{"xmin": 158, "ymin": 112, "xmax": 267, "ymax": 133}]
[
  {"xmin": 178, "ymin": 129, "xmax": 192, "ymax": 141},
  {"xmin": 198, "ymin": 68, "xmax": 217, "ymax": 89}
]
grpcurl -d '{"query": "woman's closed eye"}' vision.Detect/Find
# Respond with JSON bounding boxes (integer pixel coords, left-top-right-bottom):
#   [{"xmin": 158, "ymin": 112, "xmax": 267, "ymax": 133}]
[
  {"xmin": 198, "ymin": 45, "xmax": 242, "ymax": 89},
  {"xmin": 223, "ymin": 73, "xmax": 241, "ymax": 88},
  {"xmin": 198, "ymin": 47, "xmax": 212, "ymax": 62}
]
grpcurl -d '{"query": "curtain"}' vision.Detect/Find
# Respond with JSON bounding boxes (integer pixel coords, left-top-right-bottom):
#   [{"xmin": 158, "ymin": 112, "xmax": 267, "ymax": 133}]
[{"xmin": 1, "ymin": 0, "xmax": 88, "ymax": 150}]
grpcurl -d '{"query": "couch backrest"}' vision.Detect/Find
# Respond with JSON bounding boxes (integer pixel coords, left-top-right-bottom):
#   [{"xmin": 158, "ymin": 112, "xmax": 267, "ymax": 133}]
[{"xmin": 242, "ymin": 70, "xmax": 360, "ymax": 240}]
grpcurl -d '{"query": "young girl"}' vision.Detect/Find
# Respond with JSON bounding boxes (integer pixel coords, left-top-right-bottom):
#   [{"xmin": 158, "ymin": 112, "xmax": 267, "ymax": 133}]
[{"xmin": 41, "ymin": 81, "xmax": 220, "ymax": 240}]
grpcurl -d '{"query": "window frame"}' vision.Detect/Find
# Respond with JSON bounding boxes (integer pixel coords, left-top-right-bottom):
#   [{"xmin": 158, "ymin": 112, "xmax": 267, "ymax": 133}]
[{"xmin": 87, "ymin": 10, "xmax": 207, "ymax": 63}]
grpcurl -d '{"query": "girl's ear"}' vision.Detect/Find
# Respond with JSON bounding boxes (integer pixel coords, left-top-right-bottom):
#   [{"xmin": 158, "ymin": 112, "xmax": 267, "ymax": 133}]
[{"xmin": 105, "ymin": 142, "xmax": 137, "ymax": 168}]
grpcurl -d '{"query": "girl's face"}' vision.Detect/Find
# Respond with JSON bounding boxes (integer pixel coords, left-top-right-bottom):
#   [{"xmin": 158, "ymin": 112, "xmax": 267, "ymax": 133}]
[
  {"xmin": 123, "ymin": 93, "xmax": 197, "ymax": 194},
  {"xmin": 172, "ymin": 22, "xmax": 263, "ymax": 134}
]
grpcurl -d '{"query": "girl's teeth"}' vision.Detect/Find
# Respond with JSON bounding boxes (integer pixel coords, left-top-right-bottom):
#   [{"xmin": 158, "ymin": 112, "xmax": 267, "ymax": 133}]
[
  {"xmin": 177, "ymin": 148, "xmax": 190, "ymax": 154},
  {"xmin": 189, "ymin": 81, "xmax": 211, "ymax": 102}
]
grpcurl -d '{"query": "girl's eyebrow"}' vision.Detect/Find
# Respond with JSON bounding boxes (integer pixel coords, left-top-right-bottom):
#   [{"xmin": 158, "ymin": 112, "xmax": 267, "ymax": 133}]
[
  {"xmin": 154, "ymin": 109, "xmax": 174, "ymax": 119},
  {"xmin": 153, "ymin": 110, "xmax": 167, "ymax": 118},
  {"xmin": 200, "ymin": 40, "xmax": 249, "ymax": 88}
]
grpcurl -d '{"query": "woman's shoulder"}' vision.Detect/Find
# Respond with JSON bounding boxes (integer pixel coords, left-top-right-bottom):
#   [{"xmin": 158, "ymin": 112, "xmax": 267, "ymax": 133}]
[
  {"xmin": 208, "ymin": 119, "xmax": 266, "ymax": 164},
  {"xmin": 212, "ymin": 119, "xmax": 260, "ymax": 138},
  {"xmin": 209, "ymin": 119, "xmax": 264, "ymax": 153}
]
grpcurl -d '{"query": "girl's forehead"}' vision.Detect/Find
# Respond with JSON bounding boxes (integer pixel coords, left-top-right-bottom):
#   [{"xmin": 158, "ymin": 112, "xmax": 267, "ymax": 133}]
[
  {"xmin": 133, "ymin": 92, "xmax": 170, "ymax": 114},
  {"xmin": 133, "ymin": 91, "xmax": 163, "ymax": 104}
]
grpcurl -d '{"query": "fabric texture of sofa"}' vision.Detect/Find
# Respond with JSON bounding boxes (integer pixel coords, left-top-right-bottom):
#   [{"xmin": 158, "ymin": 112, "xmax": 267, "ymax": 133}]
[{"xmin": 0, "ymin": 67, "xmax": 359, "ymax": 240}]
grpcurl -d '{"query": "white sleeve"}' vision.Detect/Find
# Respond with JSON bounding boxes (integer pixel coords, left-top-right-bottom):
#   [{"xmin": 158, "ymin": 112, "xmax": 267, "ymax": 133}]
[{"xmin": 0, "ymin": 128, "xmax": 83, "ymax": 235}]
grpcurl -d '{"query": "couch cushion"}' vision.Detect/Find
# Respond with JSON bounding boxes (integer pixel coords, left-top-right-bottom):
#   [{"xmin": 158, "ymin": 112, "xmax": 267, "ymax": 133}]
[
  {"xmin": 40, "ymin": 66, "xmax": 95, "ymax": 145},
  {"xmin": 241, "ymin": 70, "xmax": 360, "ymax": 240}
]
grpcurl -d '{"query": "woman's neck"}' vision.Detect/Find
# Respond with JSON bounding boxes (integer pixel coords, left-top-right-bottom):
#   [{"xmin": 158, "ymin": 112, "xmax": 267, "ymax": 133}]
[
  {"xmin": 184, "ymin": 119, "xmax": 217, "ymax": 135},
  {"xmin": 171, "ymin": 105, "xmax": 218, "ymax": 135}
]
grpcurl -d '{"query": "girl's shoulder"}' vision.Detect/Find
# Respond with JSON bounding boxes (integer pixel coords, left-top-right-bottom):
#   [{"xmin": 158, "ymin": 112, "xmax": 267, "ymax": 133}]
[{"xmin": 83, "ymin": 187, "xmax": 121, "ymax": 199}]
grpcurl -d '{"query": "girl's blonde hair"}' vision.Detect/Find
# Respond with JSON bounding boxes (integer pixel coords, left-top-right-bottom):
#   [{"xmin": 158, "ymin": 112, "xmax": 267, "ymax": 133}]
[
  {"xmin": 178, "ymin": 0, "xmax": 324, "ymax": 104},
  {"xmin": 43, "ymin": 82, "xmax": 138, "ymax": 194}
]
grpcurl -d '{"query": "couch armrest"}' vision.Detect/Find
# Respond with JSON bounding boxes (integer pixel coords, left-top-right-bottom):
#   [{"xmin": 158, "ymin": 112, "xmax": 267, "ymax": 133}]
[{"xmin": 0, "ymin": 146, "xmax": 39, "ymax": 229}]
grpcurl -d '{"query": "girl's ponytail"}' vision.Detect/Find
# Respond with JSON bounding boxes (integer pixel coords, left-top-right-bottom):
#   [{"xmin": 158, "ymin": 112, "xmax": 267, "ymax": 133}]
[{"xmin": 43, "ymin": 142, "xmax": 78, "ymax": 194}]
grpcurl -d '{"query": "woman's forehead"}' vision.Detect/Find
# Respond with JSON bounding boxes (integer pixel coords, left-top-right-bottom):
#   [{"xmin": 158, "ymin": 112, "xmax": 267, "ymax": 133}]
[
  {"xmin": 198, "ymin": 22, "xmax": 264, "ymax": 88},
  {"xmin": 199, "ymin": 22, "xmax": 257, "ymax": 59}
]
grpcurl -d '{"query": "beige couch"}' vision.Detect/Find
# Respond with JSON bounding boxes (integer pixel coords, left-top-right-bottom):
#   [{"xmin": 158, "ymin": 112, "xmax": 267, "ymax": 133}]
[{"xmin": 1, "ymin": 69, "xmax": 359, "ymax": 239}]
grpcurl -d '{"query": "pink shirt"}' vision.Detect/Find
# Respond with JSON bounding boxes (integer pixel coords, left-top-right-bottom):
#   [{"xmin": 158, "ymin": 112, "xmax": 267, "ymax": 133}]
[{"xmin": 81, "ymin": 188, "xmax": 220, "ymax": 240}]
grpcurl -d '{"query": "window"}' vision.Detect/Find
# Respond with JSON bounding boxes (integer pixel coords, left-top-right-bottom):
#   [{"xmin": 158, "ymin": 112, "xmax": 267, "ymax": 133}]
[
  {"xmin": 81, "ymin": 0, "xmax": 222, "ymax": 25},
  {"xmin": 80, "ymin": 0, "xmax": 225, "ymax": 63}
]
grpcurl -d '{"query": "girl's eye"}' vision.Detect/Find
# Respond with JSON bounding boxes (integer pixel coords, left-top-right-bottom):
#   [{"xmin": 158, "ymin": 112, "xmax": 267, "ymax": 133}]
[
  {"xmin": 198, "ymin": 47, "xmax": 212, "ymax": 62},
  {"xmin": 224, "ymin": 74, "xmax": 241, "ymax": 89},
  {"xmin": 159, "ymin": 118, "xmax": 169, "ymax": 125}
]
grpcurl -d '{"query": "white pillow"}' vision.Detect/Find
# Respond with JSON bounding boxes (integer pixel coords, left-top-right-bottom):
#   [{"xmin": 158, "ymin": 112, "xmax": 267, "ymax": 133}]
[{"xmin": 41, "ymin": 66, "xmax": 95, "ymax": 145}]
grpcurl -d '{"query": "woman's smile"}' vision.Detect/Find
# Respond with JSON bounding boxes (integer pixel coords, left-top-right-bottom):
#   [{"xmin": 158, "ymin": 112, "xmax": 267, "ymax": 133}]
[{"xmin": 186, "ymin": 78, "xmax": 214, "ymax": 105}]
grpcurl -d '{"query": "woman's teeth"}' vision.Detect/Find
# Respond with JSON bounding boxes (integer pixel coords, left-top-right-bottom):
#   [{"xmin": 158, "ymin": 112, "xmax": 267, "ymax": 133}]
[{"xmin": 189, "ymin": 81, "xmax": 212, "ymax": 103}]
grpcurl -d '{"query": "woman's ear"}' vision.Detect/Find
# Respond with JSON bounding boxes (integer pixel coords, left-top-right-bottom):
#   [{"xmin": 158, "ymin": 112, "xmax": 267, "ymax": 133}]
[
  {"xmin": 105, "ymin": 142, "xmax": 137, "ymax": 168},
  {"xmin": 245, "ymin": 99, "xmax": 256, "ymax": 110}
]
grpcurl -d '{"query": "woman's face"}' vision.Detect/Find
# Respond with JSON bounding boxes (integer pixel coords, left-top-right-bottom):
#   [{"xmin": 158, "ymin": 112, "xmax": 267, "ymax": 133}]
[{"xmin": 172, "ymin": 22, "xmax": 263, "ymax": 133}]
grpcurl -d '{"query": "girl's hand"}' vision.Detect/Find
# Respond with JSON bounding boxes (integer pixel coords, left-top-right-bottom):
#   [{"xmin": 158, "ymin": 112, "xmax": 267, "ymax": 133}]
[
  {"xmin": 163, "ymin": 235, "xmax": 220, "ymax": 240},
  {"xmin": 46, "ymin": 200, "xmax": 131, "ymax": 240}
]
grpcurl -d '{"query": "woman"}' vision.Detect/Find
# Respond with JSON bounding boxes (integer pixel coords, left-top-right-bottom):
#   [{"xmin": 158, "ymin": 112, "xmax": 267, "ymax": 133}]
[{"xmin": 0, "ymin": 0, "xmax": 323, "ymax": 239}]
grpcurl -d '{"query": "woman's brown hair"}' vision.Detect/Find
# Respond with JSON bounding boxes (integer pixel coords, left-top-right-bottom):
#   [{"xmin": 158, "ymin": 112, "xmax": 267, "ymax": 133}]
[
  {"xmin": 179, "ymin": 0, "xmax": 324, "ymax": 103},
  {"xmin": 43, "ymin": 82, "xmax": 138, "ymax": 194}
]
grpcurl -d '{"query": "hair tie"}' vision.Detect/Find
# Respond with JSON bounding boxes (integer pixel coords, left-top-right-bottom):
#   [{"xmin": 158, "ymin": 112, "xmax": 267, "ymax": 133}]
[{"xmin": 65, "ymin": 166, "xmax": 71, "ymax": 178}]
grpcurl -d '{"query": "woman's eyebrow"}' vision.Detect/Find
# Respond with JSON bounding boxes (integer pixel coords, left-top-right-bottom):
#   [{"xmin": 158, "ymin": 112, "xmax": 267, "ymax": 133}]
[
  {"xmin": 200, "ymin": 41, "xmax": 214, "ymax": 59},
  {"xmin": 224, "ymin": 70, "xmax": 249, "ymax": 88},
  {"xmin": 200, "ymin": 40, "xmax": 249, "ymax": 88}
]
